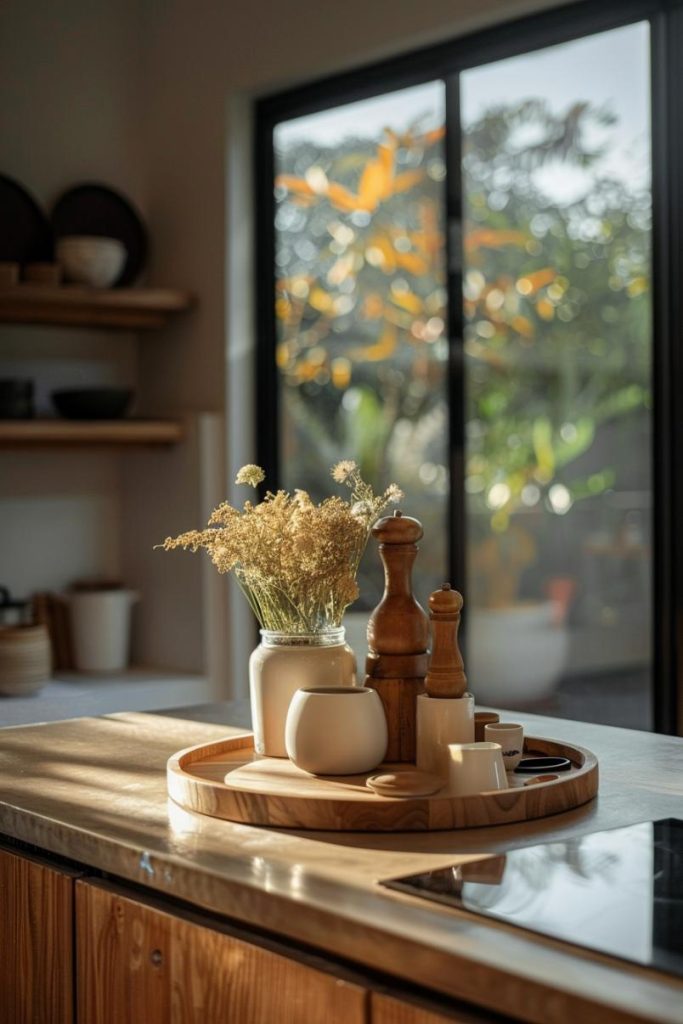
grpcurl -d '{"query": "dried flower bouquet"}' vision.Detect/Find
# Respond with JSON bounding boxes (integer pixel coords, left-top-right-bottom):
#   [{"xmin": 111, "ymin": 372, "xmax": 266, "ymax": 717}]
[{"xmin": 160, "ymin": 461, "xmax": 402, "ymax": 635}]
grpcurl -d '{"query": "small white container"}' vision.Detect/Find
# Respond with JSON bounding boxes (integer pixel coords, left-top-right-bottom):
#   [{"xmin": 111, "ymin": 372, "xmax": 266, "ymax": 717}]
[
  {"xmin": 285, "ymin": 686, "xmax": 387, "ymax": 776},
  {"xmin": 485, "ymin": 722, "xmax": 524, "ymax": 771},
  {"xmin": 448, "ymin": 741, "xmax": 507, "ymax": 795},
  {"xmin": 65, "ymin": 589, "xmax": 138, "ymax": 672},
  {"xmin": 416, "ymin": 692, "xmax": 474, "ymax": 778}
]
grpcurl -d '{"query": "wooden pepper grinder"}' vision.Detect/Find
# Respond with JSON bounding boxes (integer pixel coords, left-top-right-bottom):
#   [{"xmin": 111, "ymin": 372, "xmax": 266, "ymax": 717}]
[
  {"xmin": 424, "ymin": 584, "xmax": 467, "ymax": 698},
  {"xmin": 416, "ymin": 583, "xmax": 474, "ymax": 777},
  {"xmin": 364, "ymin": 510, "xmax": 429, "ymax": 762}
]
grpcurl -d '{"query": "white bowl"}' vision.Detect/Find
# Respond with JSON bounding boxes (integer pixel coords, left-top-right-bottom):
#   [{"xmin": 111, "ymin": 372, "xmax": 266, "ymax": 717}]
[{"xmin": 56, "ymin": 235, "xmax": 126, "ymax": 288}]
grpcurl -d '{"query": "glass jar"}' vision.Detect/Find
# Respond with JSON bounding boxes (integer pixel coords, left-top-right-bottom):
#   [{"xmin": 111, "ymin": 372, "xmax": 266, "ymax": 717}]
[{"xmin": 249, "ymin": 628, "xmax": 357, "ymax": 757}]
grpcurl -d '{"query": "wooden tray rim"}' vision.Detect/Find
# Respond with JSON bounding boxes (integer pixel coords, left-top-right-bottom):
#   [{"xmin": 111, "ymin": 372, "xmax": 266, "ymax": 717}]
[{"xmin": 167, "ymin": 732, "xmax": 599, "ymax": 833}]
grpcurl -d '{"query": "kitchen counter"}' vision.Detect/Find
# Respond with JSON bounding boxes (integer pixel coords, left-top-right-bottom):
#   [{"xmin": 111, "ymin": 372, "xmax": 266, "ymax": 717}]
[{"xmin": 1, "ymin": 703, "xmax": 682, "ymax": 1024}]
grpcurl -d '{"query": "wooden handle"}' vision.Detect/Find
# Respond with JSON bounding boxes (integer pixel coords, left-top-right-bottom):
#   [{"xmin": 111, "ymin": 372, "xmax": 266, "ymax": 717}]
[{"xmin": 424, "ymin": 583, "xmax": 467, "ymax": 698}]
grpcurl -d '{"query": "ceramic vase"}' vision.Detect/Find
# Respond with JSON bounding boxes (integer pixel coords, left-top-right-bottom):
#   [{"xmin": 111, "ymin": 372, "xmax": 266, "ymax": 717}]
[
  {"xmin": 249, "ymin": 628, "xmax": 357, "ymax": 757},
  {"xmin": 285, "ymin": 686, "xmax": 387, "ymax": 775}
]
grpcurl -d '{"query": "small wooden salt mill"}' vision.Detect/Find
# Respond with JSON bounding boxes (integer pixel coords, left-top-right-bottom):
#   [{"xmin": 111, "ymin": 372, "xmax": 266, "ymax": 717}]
[
  {"xmin": 416, "ymin": 583, "xmax": 475, "ymax": 777},
  {"xmin": 364, "ymin": 511, "xmax": 429, "ymax": 762}
]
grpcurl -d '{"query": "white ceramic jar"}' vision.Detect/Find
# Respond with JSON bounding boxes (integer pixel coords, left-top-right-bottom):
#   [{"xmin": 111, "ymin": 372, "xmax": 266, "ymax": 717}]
[
  {"xmin": 249, "ymin": 629, "xmax": 357, "ymax": 757},
  {"xmin": 285, "ymin": 686, "xmax": 387, "ymax": 775}
]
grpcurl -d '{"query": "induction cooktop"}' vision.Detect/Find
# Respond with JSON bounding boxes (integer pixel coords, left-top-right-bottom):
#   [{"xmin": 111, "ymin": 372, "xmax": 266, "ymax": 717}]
[{"xmin": 382, "ymin": 818, "xmax": 683, "ymax": 980}]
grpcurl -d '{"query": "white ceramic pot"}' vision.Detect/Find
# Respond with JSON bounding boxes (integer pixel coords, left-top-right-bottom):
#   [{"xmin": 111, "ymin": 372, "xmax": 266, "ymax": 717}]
[
  {"xmin": 56, "ymin": 235, "xmax": 126, "ymax": 288},
  {"xmin": 416, "ymin": 693, "xmax": 474, "ymax": 778},
  {"xmin": 285, "ymin": 686, "xmax": 387, "ymax": 776},
  {"xmin": 467, "ymin": 602, "xmax": 568, "ymax": 705},
  {"xmin": 65, "ymin": 589, "xmax": 138, "ymax": 672},
  {"xmin": 249, "ymin": 629, "xmax": 357, "ymax": 757}
]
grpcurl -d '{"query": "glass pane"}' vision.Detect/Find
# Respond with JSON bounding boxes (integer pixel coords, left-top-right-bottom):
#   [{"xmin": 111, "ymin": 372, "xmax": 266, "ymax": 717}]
[
  {"xmin": 461, "ymin": 23, "xmax": 652, "ymax": 728},
  {"xmin": 273, "ymin": 82, "xmax": 448, "ymax": 611}
]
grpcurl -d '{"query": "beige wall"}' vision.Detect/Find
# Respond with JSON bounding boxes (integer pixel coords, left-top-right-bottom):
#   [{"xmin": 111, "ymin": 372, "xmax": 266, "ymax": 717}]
[{"xmin": 0, "ymin": 0, "xmax": 146, "ymax": 607}]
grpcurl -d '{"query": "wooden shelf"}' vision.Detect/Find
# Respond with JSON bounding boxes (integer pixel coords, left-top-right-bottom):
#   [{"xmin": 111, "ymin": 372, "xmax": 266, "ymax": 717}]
[
  {"xmin": 0, "ymin": 285, "xmax": 194, "ymax": 330},
  {"xmin": 0, "ymin": 419, "xmax": 184, "ymax": 447}
]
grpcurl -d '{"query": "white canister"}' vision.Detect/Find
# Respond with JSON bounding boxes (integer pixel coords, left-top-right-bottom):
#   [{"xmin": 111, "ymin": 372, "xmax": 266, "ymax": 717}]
[
  {"xmin": 65, "ymin": 589, "xmax": 138, "ymax": 672},
  {"xmin": 416, "ymin": 692, "xmax": 474, "ymax": 778},
  {"xmin": 285, "ymin": 686, "xmax": 387, "ymax": 776},
  {"xmin": 249, "ymin": 629, "xmax": 357, "ymax": 757}
]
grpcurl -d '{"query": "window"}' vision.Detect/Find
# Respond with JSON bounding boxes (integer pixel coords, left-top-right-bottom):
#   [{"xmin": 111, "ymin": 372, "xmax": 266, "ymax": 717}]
[
  {"xmin": 272, "ymin": 83, "xmax": 448, "ymax": 606},
  {"xmin": 257, "ymin": 1, "xmax": 682, "ymax": 733}
]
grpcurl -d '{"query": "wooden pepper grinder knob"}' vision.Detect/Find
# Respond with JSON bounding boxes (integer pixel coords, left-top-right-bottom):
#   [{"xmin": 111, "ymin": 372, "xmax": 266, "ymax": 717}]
[
  {"xmin": 364, "ymin": 510, "xmax": 429, "ymax": 762},
  {"xmin": 425, "ymin": 584, "xmax": 467, "ymax": 698}
]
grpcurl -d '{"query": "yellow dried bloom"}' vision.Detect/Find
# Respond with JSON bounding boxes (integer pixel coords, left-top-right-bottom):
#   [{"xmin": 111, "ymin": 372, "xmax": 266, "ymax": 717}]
[
  {"xmin": 384, "ymin": 483, "xmax": 404, "ymax": 503},
  {"xmin": 159, "ymin": 462, "xmax": 400, "ymax": 634},
  {"xmin": 235, "ymin": 464, "xmax": 265, "ymax": 487},
  {"xmin": 331, "ymin": 460, "xmax": 357, "ymax": 484}
]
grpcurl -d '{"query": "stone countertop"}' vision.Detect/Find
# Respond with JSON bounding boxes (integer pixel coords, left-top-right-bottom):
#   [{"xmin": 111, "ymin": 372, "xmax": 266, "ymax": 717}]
[{"xmin": 1, "ymin": 703, "xmax": 682, "ymax": 1024}]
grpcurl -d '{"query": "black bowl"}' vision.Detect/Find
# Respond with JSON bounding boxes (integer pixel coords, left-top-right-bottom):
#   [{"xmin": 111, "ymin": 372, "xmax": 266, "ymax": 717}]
[{"xmin": 51, "ymin": 388, "xmax": 133, "ymax": 420}]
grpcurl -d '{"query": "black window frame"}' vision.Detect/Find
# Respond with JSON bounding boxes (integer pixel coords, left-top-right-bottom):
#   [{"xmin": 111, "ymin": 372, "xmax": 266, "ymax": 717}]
[{"xmin": 255, "ymin": 0, "xmax": 683, "ymax": 734}]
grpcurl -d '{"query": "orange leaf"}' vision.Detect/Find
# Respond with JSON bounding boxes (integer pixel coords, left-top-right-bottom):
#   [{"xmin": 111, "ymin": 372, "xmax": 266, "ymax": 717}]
[
  {"xmin": 465, "ymin": 228, "xmax": 527, "ymax": 252},
  {"xmin": 358, "ymin": 159, "xmax": 389, "ymax": 211},
  {"xmin": 510, "ymin": 315, "xmax": 535, "ymax": 339},
  {"xmin": 308, "ymin": 287, "xmax": 333, "ymax": 313},
  {"xmin": 396, "ymin": 251, "xmax": 429, "ymax": 275},
  {"xmin": 349, "ymin": 323, "xmax": 397, "ymax": 362},
  {"xmin": 518, "ymin": 267, "xmax": 556, "ymax": 294},
  {"xmin": 420, "ymin": 126, "xmax": 446, "ymax": 147},
  {"xmin": 393, "ymin": 170, "xmax": 425, "ymax": 194},
  {"xmin": 377, "ymin": 143, "xmax": 395, "ymax": 182},
  {"xmin": 391, "ymin": 288, "xmax": 423, "ymax": 315},
  {"xmin": 536, "ymin": 298, "xmax": 555, "ymax": 321},
  {"xmin": 275, "ymin": 174, "xmax": 315, "ymax": 197},
  {"xmin": 327, "ymin": 182, "xmax": 359, "ymax": 213},
  {"xmin": 365, "ymin": 235, "xmax": 396, "ymax": 273}
]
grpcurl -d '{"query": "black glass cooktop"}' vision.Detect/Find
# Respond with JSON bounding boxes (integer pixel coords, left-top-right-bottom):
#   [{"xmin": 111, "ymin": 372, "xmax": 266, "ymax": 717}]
[{"xmin": 383, "ymin": 818, "xmax": 683, "ymax": 980}]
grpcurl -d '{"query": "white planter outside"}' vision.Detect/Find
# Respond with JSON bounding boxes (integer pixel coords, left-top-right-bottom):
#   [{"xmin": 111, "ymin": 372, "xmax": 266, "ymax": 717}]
[{"xmin": 467, "ymin": 601, "xmax": 568, "ymax": 706}]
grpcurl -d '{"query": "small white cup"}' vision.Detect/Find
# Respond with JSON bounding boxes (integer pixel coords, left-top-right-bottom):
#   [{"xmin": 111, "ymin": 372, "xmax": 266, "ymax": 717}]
[
  {"xmin": 448, "ymin": 741, "xmax": 507, "ymax": 795},
  {"xmin": 285, "ymin": 686, "xmax": 387, "ymax": 776},
  {"xmin": 484, "ymin": 722, "xmax": 524, "ymax": 771}
]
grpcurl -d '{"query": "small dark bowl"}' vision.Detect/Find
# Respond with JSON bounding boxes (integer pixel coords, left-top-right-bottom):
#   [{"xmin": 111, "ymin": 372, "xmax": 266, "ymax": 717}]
[
  {"xmin": 0, "ymin": 379, "xmax": 34, "ymax": 419},
  {"xmin": 51, "ymin": 388, "xmax": 133, "ymax": 420}
]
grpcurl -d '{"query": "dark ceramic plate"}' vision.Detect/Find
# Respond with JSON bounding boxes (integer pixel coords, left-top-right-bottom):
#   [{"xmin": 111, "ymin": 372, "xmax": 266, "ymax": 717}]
[
  {"xmin": 0, "ymin": 174, "xmax": 53, "ymax": 264},
  {"xmin": 51, "ymin": 184, "xmax": 147, "ymax": 286},
  {"xmin": 51, "ymin": 388, "xmax": 133, "ymax": 420}
]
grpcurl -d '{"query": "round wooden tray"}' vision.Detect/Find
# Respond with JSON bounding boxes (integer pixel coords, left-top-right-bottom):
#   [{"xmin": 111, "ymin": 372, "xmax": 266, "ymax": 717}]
[{"xmin": 167, "ymin": 733, "xmax": 599, "ymax": 832}]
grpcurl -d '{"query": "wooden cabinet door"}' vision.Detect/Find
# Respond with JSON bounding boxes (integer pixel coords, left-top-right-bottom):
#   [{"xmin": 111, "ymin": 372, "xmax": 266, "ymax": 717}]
[
  {"xmin": 372, "ymin": 992, "xmax": 505, "ymax": 1023},
  {"xmin": 0, "ymin": 845, "xmax": 76, "ymax": 1024},
  {"xmin": 76, "ymin": 879, "xmax": 367, "ymax": 1024}
]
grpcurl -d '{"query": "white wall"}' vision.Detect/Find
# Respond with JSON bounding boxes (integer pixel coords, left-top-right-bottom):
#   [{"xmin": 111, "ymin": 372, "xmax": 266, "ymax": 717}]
[{"xmin": 0, "ymin": 0, "xmax": 146, "ymax": 604}]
